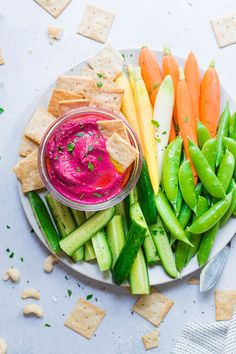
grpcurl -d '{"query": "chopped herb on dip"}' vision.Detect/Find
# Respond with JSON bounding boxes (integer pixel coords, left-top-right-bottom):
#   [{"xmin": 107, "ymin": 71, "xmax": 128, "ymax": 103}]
[
  {"xmin": 76, "ymin": 132, "xmax": 85, "ymax": 137},
  {"xmin": 67, "ymin": 142, "xmax": 75, "ymax": 153},
  {"xmin": 88, "ymin": 161, "xmax": 94, "ymax": 171},
  {"xmin": 93, "ymin": 193, "xmax": 102, "ymax": 198}
]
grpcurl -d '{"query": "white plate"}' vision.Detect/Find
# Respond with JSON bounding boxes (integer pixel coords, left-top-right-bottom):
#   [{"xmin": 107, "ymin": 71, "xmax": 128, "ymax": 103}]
[{"xmin": 18, "ymin": 48, "xmax": 236, "ymax": 286}]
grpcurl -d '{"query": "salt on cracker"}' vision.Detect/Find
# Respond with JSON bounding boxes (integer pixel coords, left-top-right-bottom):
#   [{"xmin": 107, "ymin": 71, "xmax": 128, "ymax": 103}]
[
  {"xmin": 187, "ymin": 277, "xmax": 200, "ymax": 285},
  {"xmin": 58, "ymin": 99, "xmax": 89, "ymax": 116},
  {"xmin": 56, "ymin": 76, "xmax": 93, "ymax": 96},
  {"xmin": 88, "ymin": 44, "xmax": 124, "ymax": 80},
  {"xmin": 97, "ymin": 119, "xmax": 129, "ymax": 142},
  {"xmin": 19, "ymin": 136, "xmax": 39, "ymax": 157},
  {"xmin": 211, "ymin": 13, "xmax": 236, "ymax": 48},
  {"xmin": 64, "ymin": 299, "xmax": 105, "ymax": 339},
  {"xmin": 24, "ymin": 108, "xmax": 55, "ymax": 144},
  {"xmin": 0, "ymin": 49, "xmax": 5, "ymax": 65},
  {"xmin": 34, "ymin": 0, "xmax": 72, "ymax": 18},
  {"xmin": 48, "ymin": 89, "xmax": 82, "ymax": 117},
  {"xmin": 142, "ymin": 330, "xmax": 159, "ymax": 351},
  {"xmin": 77, "ymin": 5, "xmax": 115, "ymax": 44},
  {"xmin": 215, "ymin": 290, "xmax": 236, "ymax": 321},
  {"xmin": 48, "ymin": 27, "xmax": 64, "ymax": 40},
  {"xmin": 106, "ymin": 133, "xmax": 138, "ymax": 172},
  {"xmin": 133, "ymin": 288, "xmax": 174, "ymax": 327}
]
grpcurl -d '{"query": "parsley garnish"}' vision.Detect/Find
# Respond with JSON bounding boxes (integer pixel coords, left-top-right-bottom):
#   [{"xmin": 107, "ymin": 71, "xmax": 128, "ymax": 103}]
[
  {"xmin": 6, "ymin": 225, "xmax": 11, "ymax": 229},
  {"xmin": 88, "ymin": 145, "xmax": 93, "ymax": 152},
  {"xmin": 93, "ymin": 193, "xmax": 102, "ymax": 198},
  {"xmin": 9, "ymin": 252, "xmax": 14, "ymax": 259},
  {"xmin": 97, "ymin": 73, "xmax": 105, "ymax": 79},
  {"xmin": 162, "ymin": 131, "xmax": 167, "ymax": 135},
  {"xmin": 67, "ymin": 289, "xmax": 72, "ymax": 297},
  {"xmin": 121, "ymin": 53, "xmax": 125, "ymax": 59},
  {"xmin": 6, "ymin": 248, "xmax": 10, "ymax": 253},
  {"xmin": 88, "ymin": 161, "xmax": 94, "ymax": 171},
  {"xmin": 65, "ymin": 275, "xmax": 68, "ymax": 280},
  {"xmin": 155, "ymin": 137, "xmax": 161, "ymax": 142},
  {"xmin": 20, "ymin": 257, "xmax": 24, "ymax": 262},
  {"xmin": 97, "ymin": 82, "xmax": 103, "ymax": 88},
  {"xmin": 74, "ymin": 138, "xmax": 79, "ymax": 143},
  {"xmin": 152, "ymin": 83, "xmax": 159, "ymax": 90},
  {"xmin": 151, "ymin": 120, "xmax": 159, "ymax": 128},
  {"xmin": 97, "ymin": 156, "xmax": 102, "ymax": 161},
  {"xmin": 76, "ymin": 132, "xmax": 85, "ymax": 137},
  {"xmin": 86, "ymin": 294, "xmax": 93, "ymax": 300},
  {"xmin": 184, "ymin": 117, "xmax": 189, "ymax": 122},
  {"xmin": 77, "ymin": 167, "xmax": 81, "ymax": 172},
  {"xmin": 0, "ymin": 107, "xmax": 4, "ymax": 114},
  {"xmin": 44, "ymin": 323, "xmax": 51, "ymax": 327},
  {"xmin": 67, "ymin": 142, "xmax": 75, "ymax": 153}
]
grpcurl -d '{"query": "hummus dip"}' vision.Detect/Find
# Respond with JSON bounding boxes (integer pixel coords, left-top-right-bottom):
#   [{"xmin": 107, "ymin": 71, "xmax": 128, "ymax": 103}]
[{"xmin": 45, "ymin": 112, "xmax": 130, "ymax": 204}]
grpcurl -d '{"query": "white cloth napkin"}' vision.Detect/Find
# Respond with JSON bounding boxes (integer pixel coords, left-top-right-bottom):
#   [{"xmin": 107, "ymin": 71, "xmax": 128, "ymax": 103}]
[{"xmin": 172, "ymin": 311, "xmax": 236, "ymax": 354}]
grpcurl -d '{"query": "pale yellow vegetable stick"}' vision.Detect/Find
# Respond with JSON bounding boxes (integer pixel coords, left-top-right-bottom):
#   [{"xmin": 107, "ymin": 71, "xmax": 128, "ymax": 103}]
[
  {"xmin": 128, "ymin": 65, "xmax": 159, "ymax": 194},
  {"xmin": 115, "ymin": 73, "xmax": 144, "ymax": 152}
]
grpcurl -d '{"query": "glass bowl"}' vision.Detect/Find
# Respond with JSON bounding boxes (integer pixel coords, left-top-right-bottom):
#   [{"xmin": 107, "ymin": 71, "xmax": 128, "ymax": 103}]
[{"xmin": 38, "ymin": 107, "xmax": 142, "ymax": 211}]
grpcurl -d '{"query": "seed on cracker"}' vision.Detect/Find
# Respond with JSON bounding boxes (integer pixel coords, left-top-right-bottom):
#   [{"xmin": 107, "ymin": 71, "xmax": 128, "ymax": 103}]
[
  {"xmin": 77, "ymin": 5, "xmax": 115, "ymax": 44},
  {"xmin": 215, "ymin": 289, "xmax": 236, "ymax": 321},
  {"xmin": 34, "ymin": 0, "xmax": 72, "ymax": 18},
  {"xmin": 24, "ymin": 108, "xmax": 55, "ymax": 144},
  {"xmin": 48, "ymin": 27, "xmax": 64, "ymax": 40},
  {"xmin": 211, "ymin": 12, "xmax": 236, "ymax": 48},
  {"xmin": 97, "ymin": 119, "xmax": 129, "ymax": 142},
  {"xmin": 48, "ymin": 89, "xmax": 83, "ymax": 117},
  {"xmin": 142, "ymin": 330, "xmax": 160, "ymax": 351},
  {"xmin": 19, "ymin": 136, "xmax": 39, "ymax": 157},
  {"xmin": 58, "ymin": 99, "xmax": 89, "ymax": 116}
]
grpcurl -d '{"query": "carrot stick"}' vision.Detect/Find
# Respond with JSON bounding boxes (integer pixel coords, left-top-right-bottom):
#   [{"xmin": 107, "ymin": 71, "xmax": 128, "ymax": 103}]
[
  {"xmin": 139, "ymin": 47, "xmax": 162, "ymax": 106},
  {"xmin": 162, "ymin": 47, "xmax": 179, "ymax": 125},
  {"xmin": 169, "ymin": 120, "xmax": 176, "ymax": 143},
  {"xmin": 184, "ymin": 52, "xmax": 201, "ymax": 121},
  {"xmin": 177, "ymin": 68, "xmax": 198, "ymax": 182},
  {"xmin": 200, "ymin": 60, "xmax": 220, "ymax": 138}
]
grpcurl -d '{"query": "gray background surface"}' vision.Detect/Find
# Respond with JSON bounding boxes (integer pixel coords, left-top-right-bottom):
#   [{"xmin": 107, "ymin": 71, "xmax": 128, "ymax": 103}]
[{"xmin": 1, "ymin": 1, "xmax": 236, "ymax": 353}]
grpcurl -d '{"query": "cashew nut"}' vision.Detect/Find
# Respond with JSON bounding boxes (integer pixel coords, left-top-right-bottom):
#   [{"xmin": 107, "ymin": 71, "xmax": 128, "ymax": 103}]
[
  {"xmin": 0, "ymin": 338, "xmax": 7, "ymax": 354},
  {"xmin": 2, "ymin": 268, "xmax": 20, "ymax": 282},
  {"xmin": 43, "ymin": 254, "xmax": 58, "ymax": 273},
  {"xmin": 21, "ymin": 288, "xmax": 40, "ymax": 300},
  {"xmin": 23, "ymin": 304, "xmax": 44, "ymax": 318}
]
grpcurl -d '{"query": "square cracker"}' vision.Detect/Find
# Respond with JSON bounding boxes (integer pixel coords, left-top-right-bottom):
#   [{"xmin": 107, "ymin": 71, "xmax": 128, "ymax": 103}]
[
  {"xmin": 88, "ymin": 44, "xmax": 124, "ymax": 80},
  {"xmin": 77, "ymin": 5, "xmax": 115, "ymax": 44},
  {"xmin": 106, "ymin": 133, "xmax": 139, "ymax": 172},
  {"xmin": 89, "ymin": 91, "xmax": 123, "ymax": 112},
  {"xmin": 48, "ymin": 89, "xmax": 82, "ymax": 117},
  {"xmin": 48, "ymin": 27, "xmax": 64, "ymax": 40},
  {"xmin": 13, "ymin": 149, "xmax": 38, "ymax": 182},
  {"xmin": 34, "ymin": 0, "xmax": 72, "ymax": 18},
  {"xmin": 64, "ymin": 299, "xmax": 105, "ymax": 339},
  {"xmin": 133, "ymin": 288, "xmax": 174, "ymax": 327},
  {"xmin": 211, "ymin": 13, "xmax": 236, "ymax": 48},
  {"xmin": 215, "ymin": 290, "xmax": 236, "ymax": 321},
  {"xmin": 0, "ymin": 49, "xmax": 5, "ymax": 65},
  {"xmin": 142, "ymin": 330, "xmax": 159, "ymax": 351},
  {"xmin": 24, "ymin": 108, "xmax": 55, "ymax": 144},
  {"xmin": 56, "ymin": 76, "xmax": 93, "ymax": 96},
  {"xmin": 97, "ymin": 119, "xmax": 129, "ymax": 142},
  {"xmin": 58, "ymin": 99, "xmax": 89, "ymax": 116},
  {"xmin": 19, "ymin": 135, "xmax": 39, "ymax": 157}
]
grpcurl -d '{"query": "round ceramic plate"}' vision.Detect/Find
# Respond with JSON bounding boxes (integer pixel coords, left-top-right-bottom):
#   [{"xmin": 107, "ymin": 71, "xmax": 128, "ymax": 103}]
[{"xmin": 18, "ymin": 48, "xmax": 236, "ymax": 286}]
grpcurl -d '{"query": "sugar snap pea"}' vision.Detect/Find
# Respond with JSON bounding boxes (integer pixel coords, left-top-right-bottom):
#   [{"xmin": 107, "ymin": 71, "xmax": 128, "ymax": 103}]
[
  {"xmin": 175, "ymin": 230, "xmax": 191, "ymax": 272},
  {"xmin": 162, "ymin": 136, "xmax": 183, "ymax": 210},
  {"xmin": 197, "ymin": 120, "xmax": 211, "ymax": 149},
  {"xmin": 220, "ymin": 180, "xmax": 236, "ymax": 226},
  {"xmin": 217, "ymin": 149, "xmax": 235, "ymax": 193},
  {"xmin": 179, "ymin": 160, "xmax": 197, "ymax": 213},
  {"xmin": 229, "ymin": 112, "xmax": 236, "ymax": 140},
  {"xmin": 223, "ymin": 137, "xmax": 236, "ymax": 180},
  {"xmin": 216, "ymin": 101, "xmax": 230, "ymax": 167},
  {"xmin": 188, "ymin": 192, "xmax": 232, "ymax": 234},
  {"xmin": 197, "ymin": 222, "xmax": 220, "ymax": 267},
  {"xmin": 202, "ymin": 138, "xmax": 217, "ymax": 171},
  {"xmin": 177, "ymin": 183, "xmax": 202, "ymax": 229},
  {"xmin": 175, "ymin": 189, "xmax": 183, "ymax": 217},
  {"xmin": 188, "ymin": 139, "xmax": 225, "ymax": 199}
]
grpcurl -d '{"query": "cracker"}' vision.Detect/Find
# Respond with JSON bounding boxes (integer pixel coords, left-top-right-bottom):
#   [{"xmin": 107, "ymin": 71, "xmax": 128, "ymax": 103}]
[
  {"xmin": 13, "ymin": 161, "xmax": 23, "ymax": 181},
  {"xmin": 211, "ymin": 13, "xmax": 236, "ymax": 48},
  {"xmin": 58, "ymin": 99, "xmax": 89, "ymax": 116},
  {"xmin": 56, "ymin": 76, "xmax": 93, "ymax": 96},
  {"xmin": 89, "ymin": 90, "xmax": 123, "ymax": 112},
  {"xmin": 34, "ymin": 0, "xmax": 72, "ymax": 18},
  {"xmin": 19, "ymin": 136, "xmax": 39, "ymax": 157},
  {"xmin": 64, "ymin": 299, "xmax": 105, "ymax": 339},
  {"xmin": 80, "ymin": 67, "xmax": 107, "ymax": 80},
  {"xmin": 215, "ymin": 290, "xmax": 236, "ymax": 321},
  {"xmin": 88, "ymin": 44, "xmax": 124, "ymax": 79},
  {"xmin": 0, "ymin": 48, "xmax": 5, "ymax": 65},
  {"xmin": 48, "ymin": 27, "xmax": 64, "ymax": 40},
  {"xmin": 133, "ymin": 288, "xmax": 174, "ymax": 327},
  {"xmin": 106, "ymin": 133, "xmax": 138, "ymax": 172},
  {"xmin": 97, "ymin": 119, "xmax": 129, "ymax": 142},
  {"xmin": 187, "ymin": 277, "xmax": 200, "ymax": 285},
  {"xmin": 142, "ymin": 330, "xmax": 159, "ymax": 350},
  {"xmin": 77, "ymin": 5, "xmax": 115, "ymax": 44},
  {"xmin": 24, "ymin": 108, "xmax": 55, "ymax": 144},
  {"xmin": 48, "ymin": 89, "xmax": 82, "ymax": 117}
]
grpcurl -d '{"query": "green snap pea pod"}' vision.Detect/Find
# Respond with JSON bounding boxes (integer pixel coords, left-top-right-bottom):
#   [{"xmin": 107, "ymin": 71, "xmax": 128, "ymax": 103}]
[
  {"xmin": 186, "ymin": 196, "xmax": 209, "ymax": 265},
  {"xmin": 229, "ymin": 113, "xmax": 236, "ymax": 140},
  {"xmin": 175, "ymin": 189, "xmax": 183, "ymax": 217},
  {"xmin": 179, "ymin": 160, "xmax": 197, "ymax": 213},
  {"xmin": 162, "ymin": 136, "xmax": 183, "ymax": 210},
  {"xmin": 155, "ymin": 190, "xmax": 192, "ymax": 245},
  {"xmin": 217, "ymin": 149, "xmax": 235, "ymax": 193},
  {"xmin": 197, "ymin": 120, "xmax": 211, "ymax": 149},
  {"xmin": 188, "ymin": 139, "xmax": 225, "ymax": 199},
  {"xmin": 188, "ymin": 192, "xmax": 232, "ymax": 234},
  {"xmin": 216, "ymin": 101, "xmax": 230, "ymax": 167},
  {"xmin": 177, "ymin": 183, "xmax": 202, "ymax": 229},
  {"xmin": 150, "ymin": 218, "xmax": 179, "ymax": 278},
  {"xmin": 223, "ymin": 137, "xmax": 236, "ymax": 180},
  {"xmin": 197, "ymin": 222, "xmax": 220, "ymax": 267},
  {"xmin": 202, "ymin": 138, "xmax": 217, "ymax": 171},
  {"xmin": 175, "ymin": 230, "xmax": 191, "ymax": 272},
  {"xmin": 220, "ymin": 180, "xmax": 236, "ymax": 226}
]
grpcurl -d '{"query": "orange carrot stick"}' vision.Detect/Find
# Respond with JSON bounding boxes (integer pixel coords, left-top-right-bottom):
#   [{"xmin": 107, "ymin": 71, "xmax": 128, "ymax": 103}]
[
  {"xmin": 169, "ymin": 121, "xmax": 176, "ymax": 143},
  {"xmin": 162, "ymin": 47, "xmax": 179, "ymax": 125},
  {"xmin": 177, "ymin": 68, "xmax": 198, "ymax": 182},
  {"xmin": 139, "ymin": 47, "xmax": 162, "ymax": 106},
  {"xmin": 200, "ymin": 60, "xmax": 220, "ymax": 138},
  {"xmin": 184, "ymin": 52, "xmax": 201, "ymax": 121}
]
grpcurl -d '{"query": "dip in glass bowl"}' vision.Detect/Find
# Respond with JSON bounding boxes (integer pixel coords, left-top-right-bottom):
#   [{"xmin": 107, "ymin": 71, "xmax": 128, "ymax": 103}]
[{"xmin": 38, "ymin": 107, "xmax": 142, "ymax": 211}]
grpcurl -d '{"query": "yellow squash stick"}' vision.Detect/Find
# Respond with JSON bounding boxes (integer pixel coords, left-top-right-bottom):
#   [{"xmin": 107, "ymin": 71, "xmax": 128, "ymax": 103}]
[
  {"xmin": 128, "ymin": 65, "xmax": 159, "ymax": 194},
  {"xmin": 115, "ymin": 72, "xmax": 144, "ymax": 152}
]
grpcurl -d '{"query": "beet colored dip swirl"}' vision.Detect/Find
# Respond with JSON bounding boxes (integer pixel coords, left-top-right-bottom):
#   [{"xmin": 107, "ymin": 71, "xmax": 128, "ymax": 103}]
[{"xmin": 45, "ymin": 113, "xmax": 129, "ymax": 204}]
